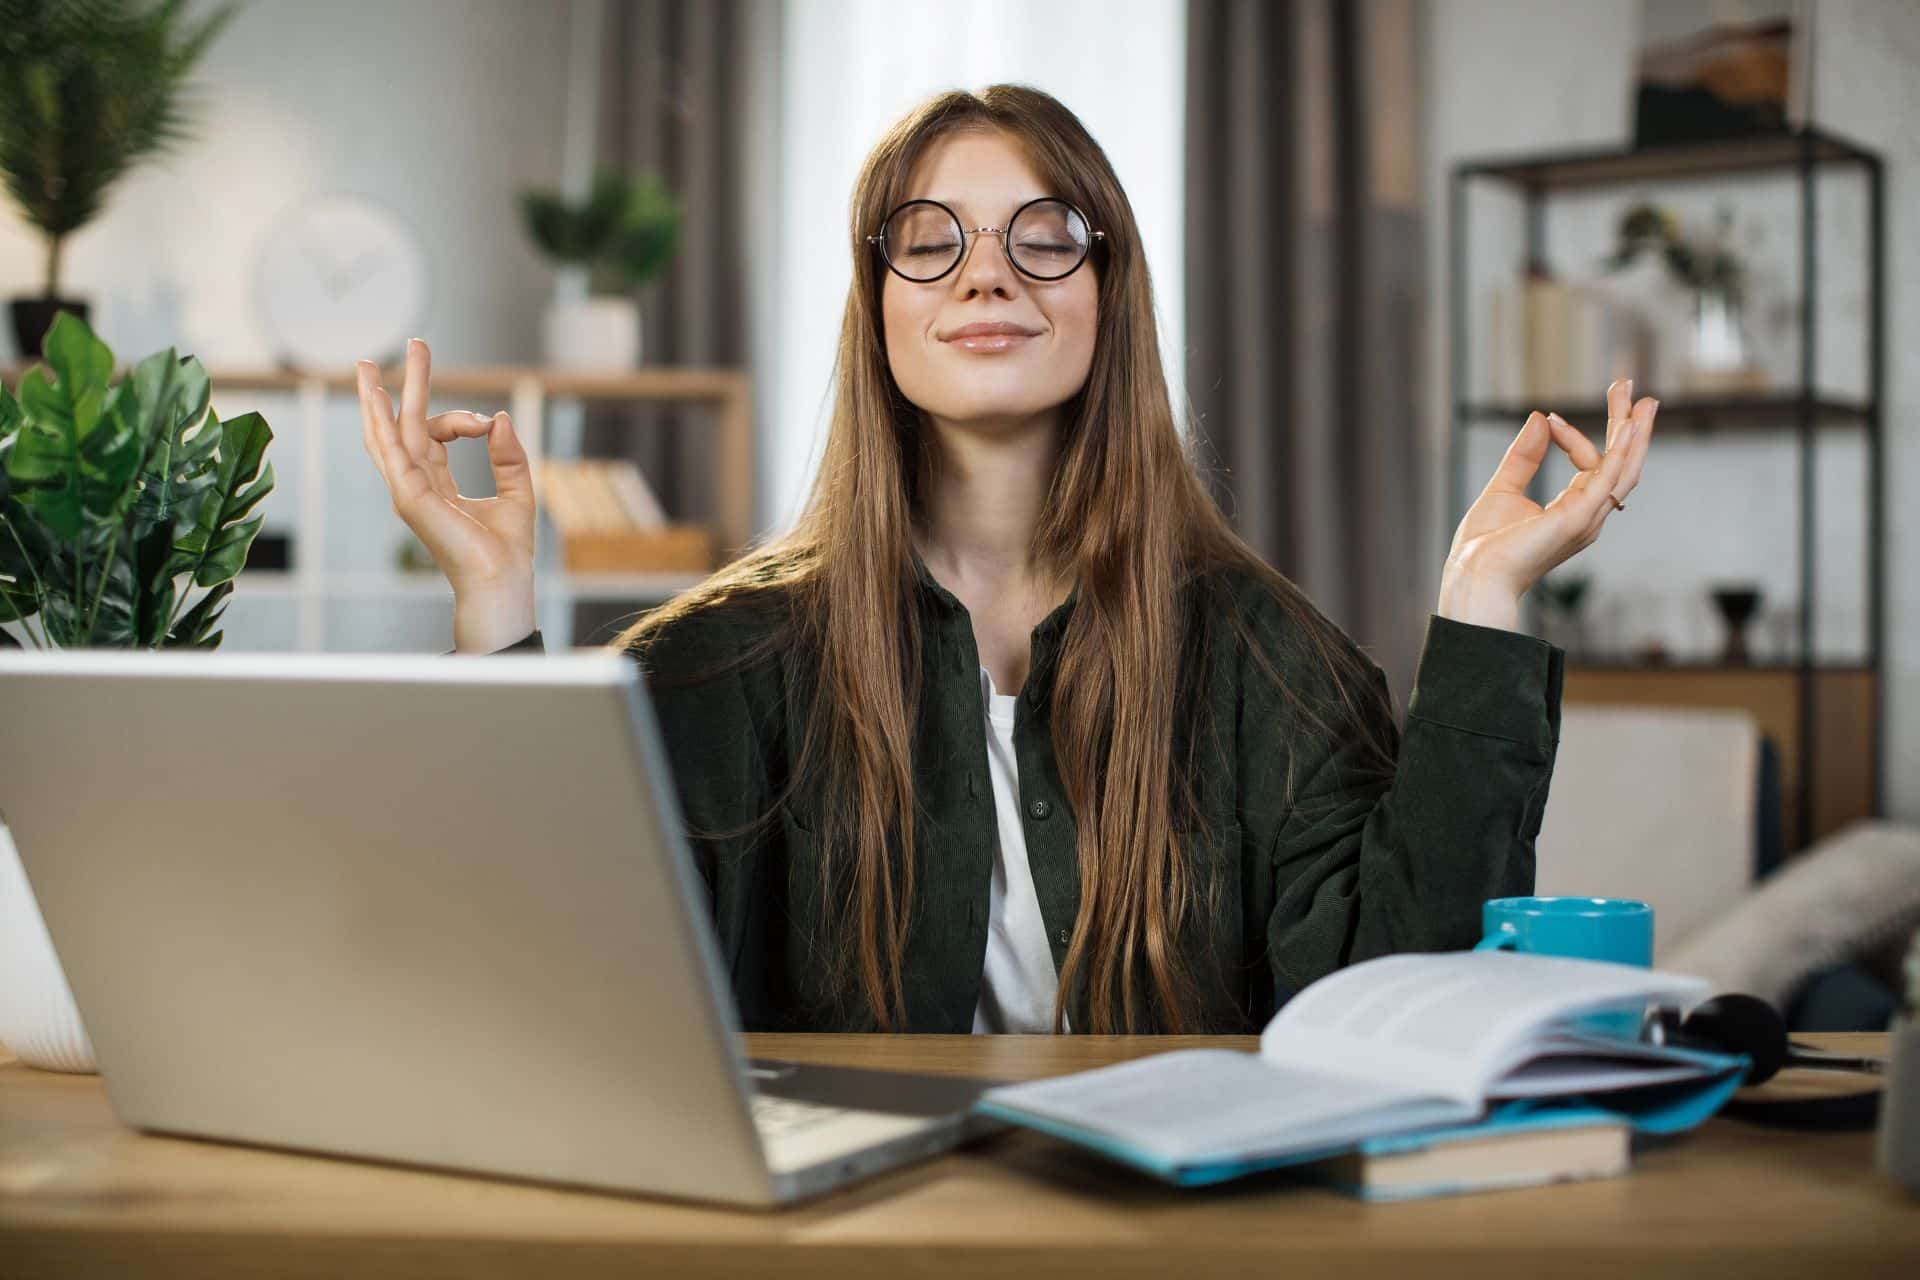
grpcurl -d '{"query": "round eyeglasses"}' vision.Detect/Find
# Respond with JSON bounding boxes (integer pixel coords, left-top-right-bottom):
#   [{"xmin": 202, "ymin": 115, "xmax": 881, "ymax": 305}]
[{"xmin": 868, "ymin": 196, "xmax": 1105, "ymax": 283}]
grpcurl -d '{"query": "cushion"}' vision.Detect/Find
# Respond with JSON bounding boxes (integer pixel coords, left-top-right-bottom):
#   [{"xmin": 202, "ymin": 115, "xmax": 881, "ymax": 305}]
[{"xmin": 1662, "ymin": 820, "xmax": 1920, "ymax": 1008}]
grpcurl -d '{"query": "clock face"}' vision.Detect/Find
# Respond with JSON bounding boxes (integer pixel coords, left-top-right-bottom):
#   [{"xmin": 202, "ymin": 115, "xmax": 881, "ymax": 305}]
[{"xmin": 255, "ymin": 194, "xmax": 431, "ymax": 374}]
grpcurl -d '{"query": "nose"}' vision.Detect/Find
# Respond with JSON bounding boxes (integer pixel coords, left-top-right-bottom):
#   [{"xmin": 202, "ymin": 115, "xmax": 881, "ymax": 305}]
[{"xmin": 952, "ymin": 226, "xmax": 1018, "ymax": 296}]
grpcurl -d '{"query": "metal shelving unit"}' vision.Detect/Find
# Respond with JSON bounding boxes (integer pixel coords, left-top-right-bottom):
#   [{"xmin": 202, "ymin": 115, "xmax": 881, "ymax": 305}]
[{"xmin": 1447, "ymin": 127, "xmax": 1885, "ymax": 851}]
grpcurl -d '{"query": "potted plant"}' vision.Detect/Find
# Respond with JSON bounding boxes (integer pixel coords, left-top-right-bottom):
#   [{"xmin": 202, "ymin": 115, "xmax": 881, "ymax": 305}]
[
  {"xmin": 521, "ymin": 166, "xmax": 680, "ymax": 370},
  {"xmin": 0, "ymin": 0, "xmax": 241, "ymax": 360},
  {"xmin": 1604, "ymin": 201, "xmax": 1762, "ymax": 394},
  {"xmin": 0, "ymin": 310, "xmax": 274, "ymax": 1072}
]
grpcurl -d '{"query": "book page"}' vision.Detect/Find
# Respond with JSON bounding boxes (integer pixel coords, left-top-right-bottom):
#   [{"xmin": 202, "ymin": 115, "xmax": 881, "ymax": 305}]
[
  {"xmin": 976, "ymin": 1049, "xmax": 1475, "ymax": 1168},
  {"xmin": 1257, "ymin": 951, "xmax": 1710, "ymax": 1103}
]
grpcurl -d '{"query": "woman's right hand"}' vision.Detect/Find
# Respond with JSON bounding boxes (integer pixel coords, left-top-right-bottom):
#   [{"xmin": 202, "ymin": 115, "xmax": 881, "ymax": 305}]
[{"xmin": 356, "ymin": 338, "xmax": 538, "ymax": 652}]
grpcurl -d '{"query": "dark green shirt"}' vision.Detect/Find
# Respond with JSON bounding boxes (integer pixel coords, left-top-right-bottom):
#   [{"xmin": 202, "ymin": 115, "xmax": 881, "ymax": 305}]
[{"xmin": 495, "ymin": 555, "xmax": 1562, "ymax": 1034}]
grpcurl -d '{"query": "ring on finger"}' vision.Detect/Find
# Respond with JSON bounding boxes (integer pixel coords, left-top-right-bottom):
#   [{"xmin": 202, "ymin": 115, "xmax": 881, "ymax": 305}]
[{"xmin": 1608, "ymin": 493, "xmax": 1626, "ymax": 512}]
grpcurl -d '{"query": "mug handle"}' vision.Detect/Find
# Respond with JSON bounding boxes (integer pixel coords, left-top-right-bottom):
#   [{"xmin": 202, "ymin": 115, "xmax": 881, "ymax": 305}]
[{"xmin": 1475, "ymin": 926, "xmax": 1519, "ymax": 952}]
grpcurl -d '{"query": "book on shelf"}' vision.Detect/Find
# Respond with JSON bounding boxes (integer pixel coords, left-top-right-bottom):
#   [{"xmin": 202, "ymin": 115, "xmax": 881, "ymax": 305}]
[
  {"xmin": 974, "ymin": 950, "xmax": 1746, "ymax": 1189},
  {"xmin": 534, "ymin": 458, "xmax": 712, "ymax": 574}
]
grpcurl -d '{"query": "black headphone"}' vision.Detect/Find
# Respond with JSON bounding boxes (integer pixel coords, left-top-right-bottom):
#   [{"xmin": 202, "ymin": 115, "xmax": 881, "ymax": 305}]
[{"xmin": 1647, "ymin": 994, "xmax": 1886, "ymax": 1130}]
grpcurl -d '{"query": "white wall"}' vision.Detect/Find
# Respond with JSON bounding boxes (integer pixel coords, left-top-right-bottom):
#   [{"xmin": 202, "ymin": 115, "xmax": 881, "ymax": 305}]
[
  {"xmin": 1423, "ymin": 0, "xmax": 1920, "ymax": 821},
  {"xmin": 0, "ymin": 0, "xmax": 571, "ymax": 650},
  {"xmin": 767, "ymin": 0, "xmax": 1187, "ymax": 534}
]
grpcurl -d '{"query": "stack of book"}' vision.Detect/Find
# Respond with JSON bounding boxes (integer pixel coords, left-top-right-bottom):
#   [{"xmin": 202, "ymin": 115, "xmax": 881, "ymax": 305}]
[
  {"xmin": 536, "ymin": 459, "xmax": 712, "ymax": 574},
  {"xmin": 976, "ymin": 950, "xmax": 1749, "ymax": 1201}
]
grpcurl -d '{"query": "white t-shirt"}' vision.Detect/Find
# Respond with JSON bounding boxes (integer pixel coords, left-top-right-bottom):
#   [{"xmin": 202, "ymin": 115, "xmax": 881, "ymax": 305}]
[{"xmin": 970, "ymin": 665, "xmax": 1067, "ymax": 1034}]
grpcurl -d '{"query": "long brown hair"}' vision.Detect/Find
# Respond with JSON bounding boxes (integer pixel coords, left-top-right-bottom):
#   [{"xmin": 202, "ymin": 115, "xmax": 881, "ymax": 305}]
[{"xmin": 615, "ymin": 84, "xmax": 1394, "ymax": 1033}]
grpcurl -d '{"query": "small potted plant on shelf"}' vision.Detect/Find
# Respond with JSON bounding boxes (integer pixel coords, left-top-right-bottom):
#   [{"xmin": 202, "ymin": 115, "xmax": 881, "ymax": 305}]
[
  {"xmin": 0, "ymin": 0, "xmax": 241, "ymax": 360},
  {"xmin": 520, "ymin": 166, "xmax": 681, "ymax": 370},
  {"xmin": 0, "ymin": 310, "xmax": 275, "ymax": 1073},
  {"xmin": 1604, "ymin": 201, "xmax": 1765, "ymax": 395}
]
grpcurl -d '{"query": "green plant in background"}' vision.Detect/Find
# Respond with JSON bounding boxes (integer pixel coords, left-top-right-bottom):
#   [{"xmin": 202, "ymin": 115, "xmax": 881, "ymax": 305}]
[
  {"xmin": 0, "ymin": 311, "xmax": 273, "ymax": 648},
  {"xmin": 1604, "ymin": 202, "xmax": 1747, "ymax": 304},
  {"xmin": 0, "ymin": 0, "xmax": 242, "ymax": 299},
  {"xmin": 520, "ymin": 166, "xmax": 682, "ymax": 295}
]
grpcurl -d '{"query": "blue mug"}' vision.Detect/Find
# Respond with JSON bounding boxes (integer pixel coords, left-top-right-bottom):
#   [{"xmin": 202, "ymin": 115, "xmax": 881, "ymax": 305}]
[
  {"xmin": 1477, "ymin": 897, "xmax": 1654, "ymax": 1037},
  {"xmin": 1475, "ymin": 896, "xmax": 1654, "ymax": 967}
]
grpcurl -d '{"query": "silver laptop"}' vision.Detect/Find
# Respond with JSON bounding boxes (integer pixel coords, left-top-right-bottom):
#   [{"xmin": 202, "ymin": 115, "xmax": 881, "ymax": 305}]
[{"xmin": 0, "ymin": 648, "xmax": 996, "ymax": 1207}]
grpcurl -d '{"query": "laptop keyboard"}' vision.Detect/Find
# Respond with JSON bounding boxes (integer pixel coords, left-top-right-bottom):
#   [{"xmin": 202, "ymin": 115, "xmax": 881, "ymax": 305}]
[{"xmin": 750, "ymin": 1092, "xmax": 849, "ymax": 1139}]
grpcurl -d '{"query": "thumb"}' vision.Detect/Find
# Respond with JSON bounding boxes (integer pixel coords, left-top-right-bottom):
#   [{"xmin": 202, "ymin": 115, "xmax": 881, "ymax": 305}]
[{"xmin": 486, "ymin": 411, "xmax": 534, "ymax": 502}]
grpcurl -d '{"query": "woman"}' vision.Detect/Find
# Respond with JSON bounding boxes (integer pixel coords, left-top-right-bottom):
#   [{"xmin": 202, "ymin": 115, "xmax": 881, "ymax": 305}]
[{"xmin": 356, "ymin": 85, "xmax": 1656, "ymax": 1037}]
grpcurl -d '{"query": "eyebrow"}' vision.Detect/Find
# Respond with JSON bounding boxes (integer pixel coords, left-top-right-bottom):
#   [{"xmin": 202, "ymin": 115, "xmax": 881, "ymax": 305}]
[{"xmin": 915, "ymin": 196, "xmax": 1050, "ymax": 221}]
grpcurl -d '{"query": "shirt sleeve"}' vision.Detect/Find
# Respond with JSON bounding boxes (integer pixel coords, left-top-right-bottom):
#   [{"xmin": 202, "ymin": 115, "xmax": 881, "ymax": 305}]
[
  {"xmin": 1241, "ymin": 599, "xmax": 1562, "ymax": 1010},
  {"xmin": 439, "ymin": 628, "xmax": 545, "ymax": 656}
]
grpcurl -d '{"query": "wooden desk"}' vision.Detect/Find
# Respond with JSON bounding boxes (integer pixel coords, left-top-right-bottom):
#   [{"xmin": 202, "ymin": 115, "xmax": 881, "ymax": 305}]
[{"xmin": 1, "ymin": 1033, "xmax": 1912, "ymax": 1278}]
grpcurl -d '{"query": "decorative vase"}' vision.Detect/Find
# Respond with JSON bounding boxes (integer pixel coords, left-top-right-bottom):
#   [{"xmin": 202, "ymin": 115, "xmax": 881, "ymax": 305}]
[
  {"xmin": 1683, "ymin": 287, "xmax": 1766, "ymax": 394},
  {"xmin": 8, "ymin": 296, "xmax": 91, "ymax": 362},
  {"xmin": 541, "ymin": 295, "xmax": 642, "ymax": 371},
  {"xmin": 1709, "ymin": 583, "xmax": 1764, "ymax": 666},
  {"xmin": 0, "ymin": 822, "xmax": 98, "ymax": 1073}
]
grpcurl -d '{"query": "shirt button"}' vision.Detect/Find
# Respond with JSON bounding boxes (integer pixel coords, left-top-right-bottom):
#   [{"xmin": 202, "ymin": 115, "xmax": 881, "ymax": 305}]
[
  {"xmin": 1028, "ymin": 798, "xmax": 1051, "ymax": 820},
  {"xmin": 1057, "ymin": 927, "xmax": 1070, "ymax": 945}
]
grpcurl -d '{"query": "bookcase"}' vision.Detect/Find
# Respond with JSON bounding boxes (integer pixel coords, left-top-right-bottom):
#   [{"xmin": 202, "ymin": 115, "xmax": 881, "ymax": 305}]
[{"xmin": 1447, "ymin": 128, "xmax": 1885, "ymax": 851}]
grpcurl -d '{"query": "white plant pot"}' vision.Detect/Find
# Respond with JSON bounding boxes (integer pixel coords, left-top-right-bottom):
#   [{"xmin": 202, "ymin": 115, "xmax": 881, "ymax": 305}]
[
  {"xmin": 0, "ymin": 822, "xmax": 97, "ymax": 1072},
  {"xmin": 541, "ymin": 296, "xmax": 642, "ymax": 371}
]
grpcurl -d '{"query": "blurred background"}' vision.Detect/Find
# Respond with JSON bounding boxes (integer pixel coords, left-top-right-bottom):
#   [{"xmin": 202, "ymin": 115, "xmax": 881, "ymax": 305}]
[{"xmin": 1, "ymin": 0, "xmax": 1915, "ymax": 886}]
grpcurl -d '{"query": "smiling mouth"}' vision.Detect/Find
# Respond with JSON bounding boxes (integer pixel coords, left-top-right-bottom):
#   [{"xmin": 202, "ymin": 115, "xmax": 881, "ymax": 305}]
[{"xmin": 943, "ymin": 332, "xmax": 1036, "ymax": 353}]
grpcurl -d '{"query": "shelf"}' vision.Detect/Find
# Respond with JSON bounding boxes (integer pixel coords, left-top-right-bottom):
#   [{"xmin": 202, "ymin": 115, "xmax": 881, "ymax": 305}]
[
  {"xmin": 232, "ymin": 570, "xmax": 705, "ymax": 603},
  {"xmin": 0, "ymin": 363, "xmax": 749, "ymax": 401},
  {"xmin": 1459, "ymin": 395, "xmax": 1873, "ymax": 432},
  {"xmin": 1454, "ymin": 127, "xmax": 1878, "ymax": 192},
  {"xmin": 1565, "ymin": 659, "xmax": 1873, "ymax": 675}
]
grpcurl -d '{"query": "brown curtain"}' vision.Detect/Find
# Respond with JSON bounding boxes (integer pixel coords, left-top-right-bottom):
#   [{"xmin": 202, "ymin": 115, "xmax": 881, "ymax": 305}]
[
  {"xmin": 1185, "ymin": 0, "xmax": 1429, "ymax": 703},
  {"xmin": 576, "ymin": 0, "xmax": 757, "ymax": 643}
]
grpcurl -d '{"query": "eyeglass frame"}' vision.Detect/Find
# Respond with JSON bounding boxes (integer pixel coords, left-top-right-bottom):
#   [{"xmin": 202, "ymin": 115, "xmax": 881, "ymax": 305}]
[{"xmin": 866, "ymin": 195, "xmax": 1106, "ymax": 283}]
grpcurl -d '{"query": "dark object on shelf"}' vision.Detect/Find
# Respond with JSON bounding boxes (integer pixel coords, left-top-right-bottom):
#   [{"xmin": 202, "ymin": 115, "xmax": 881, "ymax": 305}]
[
  {"xmin": 244, "ymin": 531, "xmax": 293, "ymax": 572},
  {"xmin": 9, "ymin": 298, "xmax": 89, "ymax": 361},
  {"xmin": 1710, "ymin": 583, "xmax": 1764, "ymax": 666},
  {"xmin": 1632, "ymin": 15, "xmax": 1800, "ymax": 149}
]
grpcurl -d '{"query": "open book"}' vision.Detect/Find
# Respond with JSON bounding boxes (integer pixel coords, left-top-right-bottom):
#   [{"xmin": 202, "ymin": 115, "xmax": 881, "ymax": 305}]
[{"xmin": 974, "ymin": 950, "xmax": 1748, "ymax": 1186}]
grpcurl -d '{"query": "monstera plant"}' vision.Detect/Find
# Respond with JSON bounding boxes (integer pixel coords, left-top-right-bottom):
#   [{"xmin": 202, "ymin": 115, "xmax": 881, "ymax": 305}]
[{"xmin": 0, "ymin": 310, "xmax": 273, "ymax": 648}]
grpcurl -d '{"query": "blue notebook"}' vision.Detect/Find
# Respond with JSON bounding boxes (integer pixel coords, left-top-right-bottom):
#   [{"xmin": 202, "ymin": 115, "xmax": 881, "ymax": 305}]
[{"xmin": 974, "ymin": 951, "xmax": 1748, "ymax": 1189}]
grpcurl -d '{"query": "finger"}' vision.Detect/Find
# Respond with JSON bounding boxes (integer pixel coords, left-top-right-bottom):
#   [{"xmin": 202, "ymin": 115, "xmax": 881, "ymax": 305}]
[
  {"xmin": 1545, "ymin": 412, "xmax": 1603, "ymax": 471},
  {"xmin": 485, "ymin": 411, "xmax": 535, "ymax": 504},
  {"xmin": 356, "ymin": 360, "xmax": 393, "ymax": 484},
  {"xmin": 1613, "ymin": 395, "xmax": 1659, "ymax": 500},
  {"xmin": 427, "ymin": 409, "xmax": 498, "ymax": 443},
  {"xmin": 1605, "ymin": 378, "xmax": 1633, "ymax": 450},
  {"xmin": 1480, "ymin": 411, "xmax": 1550, "ymax": 498},
  {"xmin": 399, "ymin": 337, "xmax": 433, "ymax": 464}
]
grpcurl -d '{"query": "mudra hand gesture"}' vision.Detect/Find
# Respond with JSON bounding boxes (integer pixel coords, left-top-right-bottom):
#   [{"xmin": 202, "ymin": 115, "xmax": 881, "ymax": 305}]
[
  {"xmin": 355, "ymin": 338, "xmax": 539, "ymax": 652},
  {"xmin": 1438, "ymin": 378, "xmax": 1658, "ymax": 632}
]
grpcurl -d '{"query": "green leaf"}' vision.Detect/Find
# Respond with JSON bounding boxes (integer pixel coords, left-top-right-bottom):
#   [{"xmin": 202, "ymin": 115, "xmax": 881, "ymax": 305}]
[
  {"xmin": 6, "ymin": 327, "xmax": 143, "ymax": 544},
  {"xmin": 165, "ymin": 411, "xmax": 273, "ymax": 594},
  {"xmin": 42, "ymin": 310, "xmax": 115, "ymax": 396},
  {"xmin": 164, "ymin": 578, "xmax": 231, "ymax": 648}
]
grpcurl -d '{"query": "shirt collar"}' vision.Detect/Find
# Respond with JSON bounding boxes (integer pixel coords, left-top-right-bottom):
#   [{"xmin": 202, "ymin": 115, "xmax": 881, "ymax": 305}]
[{"xmin": 909, "ymin": 545, "xmax": 1081, "ymax": 640}]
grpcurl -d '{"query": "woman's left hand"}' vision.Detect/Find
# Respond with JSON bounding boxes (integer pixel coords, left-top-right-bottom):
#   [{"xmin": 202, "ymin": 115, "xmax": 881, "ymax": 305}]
[{"xmin": 1437, "ymin": 378, "xmax": 1658, "ymax": 632}]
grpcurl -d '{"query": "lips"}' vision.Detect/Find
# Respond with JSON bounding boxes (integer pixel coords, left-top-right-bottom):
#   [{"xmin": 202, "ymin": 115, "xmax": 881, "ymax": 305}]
[{"xmin": 940, "ymin": 321, "xmax": 1041, "ymax": 353}]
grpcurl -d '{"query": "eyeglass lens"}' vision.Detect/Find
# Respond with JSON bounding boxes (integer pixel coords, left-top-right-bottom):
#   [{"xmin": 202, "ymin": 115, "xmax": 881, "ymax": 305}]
[{"xmin": 882, "ymin": 200, "xmax": 1091, "ymax": 281}]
